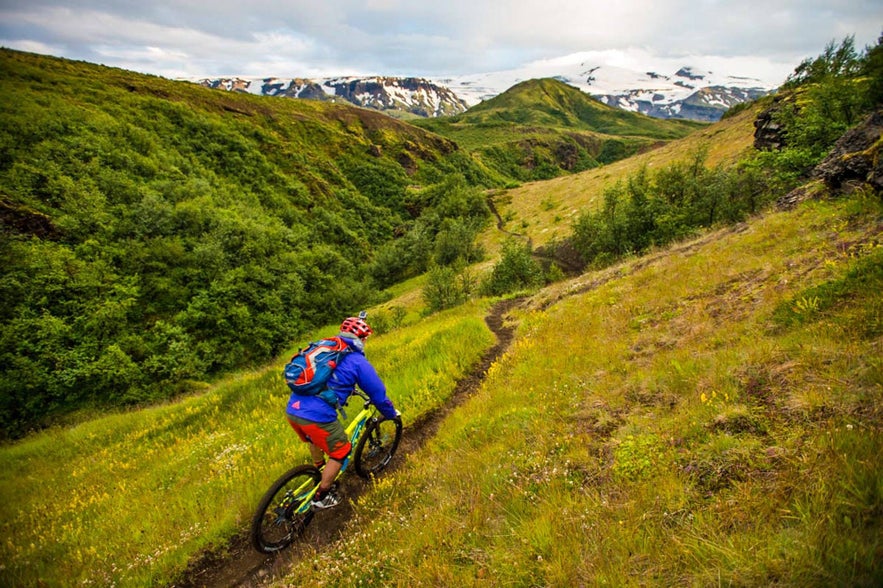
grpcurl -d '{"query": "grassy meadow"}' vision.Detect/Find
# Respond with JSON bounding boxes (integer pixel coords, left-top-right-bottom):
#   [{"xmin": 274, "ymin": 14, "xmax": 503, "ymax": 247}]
[
  {"xmin": 273, "ymin": 191, "xmax": 882, "ymax": 586},
  {"xmin": 479, "ymin": 103, "xmax": 762, "ymax": 255},
  {"xmin": 0, "ymin": 301, "xmax": 493, "ymax": 587}
]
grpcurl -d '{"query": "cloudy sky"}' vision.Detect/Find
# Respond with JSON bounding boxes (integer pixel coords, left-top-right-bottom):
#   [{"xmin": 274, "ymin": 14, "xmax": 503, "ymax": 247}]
[{"xmin": 1, "ymin": 1, "xmax": 881, "ymax": 84}]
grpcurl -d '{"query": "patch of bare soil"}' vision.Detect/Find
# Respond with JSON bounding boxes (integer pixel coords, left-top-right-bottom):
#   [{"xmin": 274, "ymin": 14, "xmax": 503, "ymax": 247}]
[{"xmin": 171, "ymin": 298, "xmax": 522, "ymax": 588}]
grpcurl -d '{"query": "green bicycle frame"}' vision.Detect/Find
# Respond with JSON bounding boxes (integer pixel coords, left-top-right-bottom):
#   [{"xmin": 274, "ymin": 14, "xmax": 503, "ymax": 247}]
[{"xmin": 290, "ymin": 402, "xmax": 376, "ymax": 514}]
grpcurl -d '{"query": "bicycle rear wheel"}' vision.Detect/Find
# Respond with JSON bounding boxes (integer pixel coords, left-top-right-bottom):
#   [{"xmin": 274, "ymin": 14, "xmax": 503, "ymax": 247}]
[
  {"xmin": 353, "ymin": 417, "xmax": 402, "ymax": 478},
  {"xmin": 250, "ymin": 465, "xmax": 321, "ymax": 553}
]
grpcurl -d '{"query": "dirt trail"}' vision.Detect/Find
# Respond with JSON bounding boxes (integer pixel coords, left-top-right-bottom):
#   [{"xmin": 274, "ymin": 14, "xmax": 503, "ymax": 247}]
[{"xmin": 172, "ymin": 298, "xmax": 521, "ymax": 588}]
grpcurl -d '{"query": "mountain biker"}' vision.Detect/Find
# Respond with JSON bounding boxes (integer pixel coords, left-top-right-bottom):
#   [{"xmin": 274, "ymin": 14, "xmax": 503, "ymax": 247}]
[{"xmin": 285, "ymin": 315, "xmax": 399, "ymax": 509}]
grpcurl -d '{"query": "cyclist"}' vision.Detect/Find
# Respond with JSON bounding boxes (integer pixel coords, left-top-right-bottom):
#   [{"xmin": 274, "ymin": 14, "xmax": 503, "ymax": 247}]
[{"xmin": 285, "ymin": 315, "xmax": 399, "ymax": 509}]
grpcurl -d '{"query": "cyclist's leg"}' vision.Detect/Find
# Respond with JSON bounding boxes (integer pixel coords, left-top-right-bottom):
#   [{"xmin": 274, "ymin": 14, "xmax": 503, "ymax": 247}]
[
  {"xmin": 319, "ymin": 458, "xmax": 342, "ymax": 489},
  {"xmin": 317, "ymin": 433, "xmax": 350, "ymax": 492},
  {"xmin": 308, "ymin": 443, "xmax": 326, "ymax": 469},
  {"xmin": 288, "ymin": 416, "xmax": 351, "ymax": 492}
]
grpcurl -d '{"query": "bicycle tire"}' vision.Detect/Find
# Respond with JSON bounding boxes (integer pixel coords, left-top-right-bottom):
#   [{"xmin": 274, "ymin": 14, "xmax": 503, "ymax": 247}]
[
  {"xmin": 353, "ymin": 417, "xmax": 402, "ymax": 478},
  {"xmin": 250, "ymin": 464, "xmax": 321, "ymax": 553}
]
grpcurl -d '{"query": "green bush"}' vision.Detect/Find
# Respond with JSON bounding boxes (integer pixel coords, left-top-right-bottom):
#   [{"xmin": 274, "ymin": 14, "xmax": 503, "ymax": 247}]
[
  {"xmin": 371, "ymin": 175, "xmax": 490, "ymax": 288},
  {"xmin": 481, "ymin": 239, "xmax": 544, "ymax": 296},
  {"xmin": 422, "ymin": 264, "xmax": 477, "ymax": 313},
  {"xmin": 570, "ymin": 149, "xmax": 780, "ymax": 269},
  {"xmin": 433, "ymin": 218, "xmax": 486, "ymax": 266}
]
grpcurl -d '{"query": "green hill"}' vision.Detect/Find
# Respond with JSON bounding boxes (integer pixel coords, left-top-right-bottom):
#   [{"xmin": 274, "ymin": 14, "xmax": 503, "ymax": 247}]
[
  {"xmin": 0, "ymin": 48, "xmax": 496, "ymax": 436},
  {"xmin": 462, "ymin": 78, "xmax": 702, "ymax": 136},
  {"xmin": 415, "ymin": 78, "xmax": 705, "ymax": 182}
]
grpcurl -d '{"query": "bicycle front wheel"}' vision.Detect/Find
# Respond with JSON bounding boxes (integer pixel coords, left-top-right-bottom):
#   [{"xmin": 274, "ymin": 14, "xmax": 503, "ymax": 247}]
[
  {"xmin": 353, "ymin": 417, "xmax": 402, "ymax": 478},
  {"xmin": 250, "ymin": 465, "xmax": 321, "ymax": 553}
]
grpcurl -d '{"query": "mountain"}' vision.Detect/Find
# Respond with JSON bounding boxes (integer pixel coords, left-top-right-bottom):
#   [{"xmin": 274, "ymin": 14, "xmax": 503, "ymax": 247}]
[
  {"xmin": 196, "ymin": 55, "xmax": 777, "ymax": 122},
  {"xmin": 413, "ymin": 78, "xmax": 704, "ymax": 182},
  {"xmin": 198, "ymin": 75, "xmax": 469, "ymax": 118},
  {"xmin": 433, "ymin": 61, "xmax": 776, "ymax": 122},
  {"xmin": 592, "ymin": 70, "xmax": 771, "ymax": 121}
]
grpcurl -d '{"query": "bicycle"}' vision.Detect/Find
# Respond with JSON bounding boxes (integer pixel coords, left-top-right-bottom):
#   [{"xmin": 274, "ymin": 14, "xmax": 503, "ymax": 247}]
[{"xmin": 250, "ymin": 388, "xmax": 403, "ymax": 554}]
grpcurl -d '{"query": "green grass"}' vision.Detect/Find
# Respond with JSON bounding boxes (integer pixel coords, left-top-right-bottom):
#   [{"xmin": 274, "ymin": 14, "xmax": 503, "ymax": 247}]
[
  {"xmin": 477, "ymin": 102, "xmax": 762, "ymax": 254},
  {"xmin": 273, "ymin": 193, "xmax": 882, "ymax": 587},
  {"xmin": 0, "ymin": 301, "xmax": 493, "ymax": 587}
]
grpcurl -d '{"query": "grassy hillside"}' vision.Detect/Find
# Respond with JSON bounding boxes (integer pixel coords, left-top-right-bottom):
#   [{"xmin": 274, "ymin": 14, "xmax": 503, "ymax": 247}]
[
  {"xmin": 0, "ymin": 48, "xmax": 496, "ymax": 436},
  {"xmin": 1, "ymin": 188, "xmax": 878, "ymax": 587},
  {"xmin": 478, "ymin": 101, "xmax": 764, "ymax": 255},
  {"xmin": 277, "ymin": 191, "xmax": 882, "ymax": 587},
  {"xmin": 0, "ymin": 301, "xmax": 495, "ymax": 587},
  {"xmin": 415, "ymin": 78, "xmax": 705, "ymax": 183}
]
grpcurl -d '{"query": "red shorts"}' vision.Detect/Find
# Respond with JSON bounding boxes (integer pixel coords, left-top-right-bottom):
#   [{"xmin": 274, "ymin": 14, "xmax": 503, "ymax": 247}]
[{"xmin": 287, "ymin": 416, "xmax": 352, "ymax": 460}]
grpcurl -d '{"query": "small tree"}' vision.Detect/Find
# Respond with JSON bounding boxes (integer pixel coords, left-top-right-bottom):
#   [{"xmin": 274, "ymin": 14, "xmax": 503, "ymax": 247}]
[
  {"xmin": 433, "ymin": 217, "xmax": 485, "ymax": 266},
  {"xmin": 776, "ymin": 36, "xmax": 878, "ymax": 160},
  {"xmin": 864, "ymin": 33, "xmax": 883, "ymax": 106},
  {"xmin": 422, "ymin": 264, "xmax": 476, "ymax": 313},
  {"xmin": 482, "ymin": 239, "xmax": 544, "ymax": 296}
]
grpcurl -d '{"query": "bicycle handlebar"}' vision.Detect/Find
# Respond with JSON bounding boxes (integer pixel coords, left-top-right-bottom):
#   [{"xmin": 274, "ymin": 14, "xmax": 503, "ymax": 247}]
[
  {"xmin": 341, "ymin": 388, "xmax": 372, "ymax": 410},
  {"xmin": 342, "ymin": 388, "xmax": 400, "ymax": 421}
]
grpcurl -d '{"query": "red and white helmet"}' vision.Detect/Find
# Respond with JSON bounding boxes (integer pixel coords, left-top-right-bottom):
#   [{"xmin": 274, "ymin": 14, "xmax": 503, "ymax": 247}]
[{"xmin": 340, "ymin": 315, "xmax": 373, "ymax": 339}]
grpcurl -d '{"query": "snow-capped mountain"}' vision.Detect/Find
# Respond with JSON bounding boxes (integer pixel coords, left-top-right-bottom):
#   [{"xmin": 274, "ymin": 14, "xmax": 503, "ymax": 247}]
[
  {"xmin": 198, "ymin": 76, "xmax": 468, "ymax": 118},
  {"xmin": 431, "ymin": 57, "xmax": 777, "ymax": 122},
  {"xmin": 196, "ymin": 53, "xmax": 780, "ymax": 122}
]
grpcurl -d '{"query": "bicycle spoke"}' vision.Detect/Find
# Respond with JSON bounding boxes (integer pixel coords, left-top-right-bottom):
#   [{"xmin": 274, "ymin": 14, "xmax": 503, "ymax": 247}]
[
  {"xmin": 354, "ymin": 418, "xmax": 402, "ymax": 478},
  {"xmin": 250, "ymin": 466, "xmax": 320, "ymax": 553}
]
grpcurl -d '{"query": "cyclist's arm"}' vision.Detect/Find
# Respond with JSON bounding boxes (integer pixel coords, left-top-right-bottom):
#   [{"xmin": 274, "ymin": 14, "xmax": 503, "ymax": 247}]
[{"xmin": 354, "ymin": 356, "xmax": 398, "ymax": 420}]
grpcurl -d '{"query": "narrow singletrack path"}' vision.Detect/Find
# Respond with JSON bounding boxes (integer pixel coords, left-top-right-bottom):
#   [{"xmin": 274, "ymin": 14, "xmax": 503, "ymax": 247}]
[{"xmin": 172, "ymin": 298, "xmax": 521, "ymax": 588}]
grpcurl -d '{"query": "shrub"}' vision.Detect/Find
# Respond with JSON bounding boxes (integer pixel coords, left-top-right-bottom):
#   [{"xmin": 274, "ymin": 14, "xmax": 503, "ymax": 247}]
[
  {"xmin": 367, "ymin": 306, "xmax": 406, "ymax": 334},
  {"xmin": 481, "ymin": 239, "xmax": 544, "ymax": 296},
  {"xmin": 433, "ymin": 218, "xmax": 486, "ymax": 267},
  {"xmin": 422, "ymin": 264, "xmax": 477, "ymax": 313}
]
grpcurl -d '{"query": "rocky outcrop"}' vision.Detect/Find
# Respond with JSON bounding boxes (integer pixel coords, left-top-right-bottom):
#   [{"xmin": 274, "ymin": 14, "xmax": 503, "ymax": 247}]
[
  {"xmin": 776, "ymin": 109, "xmax": 883, "ymax": 208},
  {"xmin": 0, "ymin": 198, "xmax": 59, "ymax": 239},
  {"xmin": 812, "ymin": 109, "xmax": 883, "ymax": 193},
  {"xmin": 262, "ymin": 78, "xmax": 328, "ymax": 100},
  {"xmin": 753, "ymin": 94, "xmax": 790, "ymax": 151}
]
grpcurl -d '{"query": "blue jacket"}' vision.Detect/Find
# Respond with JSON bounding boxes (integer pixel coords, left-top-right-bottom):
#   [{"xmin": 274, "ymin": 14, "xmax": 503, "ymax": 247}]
[{"xmin": 285, "ymin": 336, "xmax": 397, "ymax": 423}]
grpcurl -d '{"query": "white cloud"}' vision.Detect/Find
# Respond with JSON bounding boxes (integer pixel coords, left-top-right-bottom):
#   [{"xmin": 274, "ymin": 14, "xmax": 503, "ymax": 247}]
[{"xmin": 0, "ymin": 1, "xmax": 880, "ymax": 79}]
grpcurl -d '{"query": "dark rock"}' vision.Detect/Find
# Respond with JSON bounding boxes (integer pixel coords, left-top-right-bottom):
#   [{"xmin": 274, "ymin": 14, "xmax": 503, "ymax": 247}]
[
  {"xmin": 0, "ymin": 199, "xmax": 59, "ymax": 239},
  {"xmin": 776, "ymin": 183, "xmax": 819, "ymax": 210},
  {"xmin": 753, "ymin": 95, "xmax": 790, "ymax": 151},
  {"xmin": 813, "ymin": 109, "xmax": 883, "ymax": 193}
]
